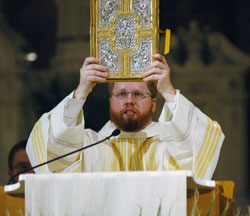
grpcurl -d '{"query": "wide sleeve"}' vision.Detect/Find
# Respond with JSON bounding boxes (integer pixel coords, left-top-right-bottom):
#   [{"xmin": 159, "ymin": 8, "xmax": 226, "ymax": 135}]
[
  {"xmin": 159, "ymin": 92, "xmax": 225, "ymax": 179},
  {"xmin": 26, "ymin": 92, "xmax": 95, "ymax": 173}
]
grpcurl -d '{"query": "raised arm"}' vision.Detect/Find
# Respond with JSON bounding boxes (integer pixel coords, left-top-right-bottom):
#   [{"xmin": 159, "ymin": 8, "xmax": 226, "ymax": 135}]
[
  {"xmin": 143, "ymin": 54, "xmax": 176, "ymax": 102},
  {"xmin": 144, "ymin": 54, "xmax": 224, "ymax": 179},
  {"xmin": 74, "ymin": 57, "xmax": 108, "ymax": 100},
  {"xmin": 26, "ymin": 57, "xmax": 108, "ymax": 174}
]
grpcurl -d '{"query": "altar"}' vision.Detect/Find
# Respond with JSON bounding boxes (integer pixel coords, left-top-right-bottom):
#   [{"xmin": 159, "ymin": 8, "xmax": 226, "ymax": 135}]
[{"xmin": 3, "ymin": 171, "xmax": 235, "ymax": 216}]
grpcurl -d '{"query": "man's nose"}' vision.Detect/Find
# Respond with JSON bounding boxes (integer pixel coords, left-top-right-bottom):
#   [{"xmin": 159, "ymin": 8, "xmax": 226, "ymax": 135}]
[{"xmin": 125, "ymin": 92, "xmax": 136, "ymax": 103}]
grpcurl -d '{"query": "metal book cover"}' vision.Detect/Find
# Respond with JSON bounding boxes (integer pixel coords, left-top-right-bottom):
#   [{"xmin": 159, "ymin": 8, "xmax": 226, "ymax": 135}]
[{"xmin": 90, "ymin": 0, "xmax": 159, "ymax": 81}]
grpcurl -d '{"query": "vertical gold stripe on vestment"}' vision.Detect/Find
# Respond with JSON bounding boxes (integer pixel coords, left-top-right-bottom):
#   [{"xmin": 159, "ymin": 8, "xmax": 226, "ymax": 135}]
[
  {"xmin": 110, "ymin": 138, "xmax": 156, "ymax": 171},
  {"xmin": 31, "ymin": 120, "xmax": 46, "ymax": 173},
  {"xmin": 199, "ymin": 122, "xmax": 222, "ymax": 178}
]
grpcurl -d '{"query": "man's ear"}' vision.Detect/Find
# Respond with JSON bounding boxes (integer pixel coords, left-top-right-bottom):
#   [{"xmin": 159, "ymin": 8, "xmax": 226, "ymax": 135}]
[{"xmin": 152, "ymin": 98, "xmax": 157, "ymax": 113}]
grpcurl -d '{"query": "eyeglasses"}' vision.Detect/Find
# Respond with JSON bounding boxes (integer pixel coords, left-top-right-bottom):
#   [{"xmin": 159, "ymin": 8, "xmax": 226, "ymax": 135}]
[
  {"xmin": 12, "ymin": 162, "xmax": 32, "ymax": 172},
  {"xmin": 112, "ymin": 90, "xmax": 151, "ymax": 100}
]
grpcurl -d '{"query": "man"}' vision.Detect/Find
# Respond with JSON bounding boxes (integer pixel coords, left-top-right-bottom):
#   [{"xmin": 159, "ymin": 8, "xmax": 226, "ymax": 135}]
[
  {"xmin": 8, "ymin": 140, "xmax": 34, "ymax": 184},
  {"xmin": 26, "ymin": 54, "xmax": 224, "ymax": 179}
]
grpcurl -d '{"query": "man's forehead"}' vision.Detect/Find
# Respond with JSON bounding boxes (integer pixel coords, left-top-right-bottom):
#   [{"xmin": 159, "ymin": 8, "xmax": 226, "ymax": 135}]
[
  {"xmin": 13, "ymin": 149, "xmax": 29, "ymax": 163},
  {"xmin": 113, "ymin": 82, "xmax": 148, "ymax": 91}
]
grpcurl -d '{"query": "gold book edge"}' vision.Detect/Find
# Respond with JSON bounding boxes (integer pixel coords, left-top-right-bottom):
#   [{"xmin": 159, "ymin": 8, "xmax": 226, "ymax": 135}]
[{"xmin": 90, "ymin": 0, "xmax": 159, "ymax": 82}]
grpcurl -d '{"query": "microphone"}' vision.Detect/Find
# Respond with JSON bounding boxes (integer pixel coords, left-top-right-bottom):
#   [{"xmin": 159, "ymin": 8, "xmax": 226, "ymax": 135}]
[
  {"xmin": 111, "ymin": 128, "xmax": 121, "ymax": 136},
  {"xmin": 7, "ymin": 128, "xmax": 121, "ymax": 185}
]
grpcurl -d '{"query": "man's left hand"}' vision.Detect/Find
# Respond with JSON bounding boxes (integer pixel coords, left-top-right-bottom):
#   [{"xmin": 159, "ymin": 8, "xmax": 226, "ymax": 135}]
[{"xmin": 143, "ymin": 54, "xmax": 176, "ymax": 102}]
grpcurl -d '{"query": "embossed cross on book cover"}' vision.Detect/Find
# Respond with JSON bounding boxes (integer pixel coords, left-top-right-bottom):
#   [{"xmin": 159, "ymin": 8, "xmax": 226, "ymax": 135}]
[{"xmin": 90, "ymin": 0, "xmax": 159, "ymax": 81}]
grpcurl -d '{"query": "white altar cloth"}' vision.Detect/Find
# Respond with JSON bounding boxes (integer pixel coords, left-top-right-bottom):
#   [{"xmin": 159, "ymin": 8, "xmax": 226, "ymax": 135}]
[{"xmin": 25, "ymin": 171, "xmax": 188, "ymax": 216}]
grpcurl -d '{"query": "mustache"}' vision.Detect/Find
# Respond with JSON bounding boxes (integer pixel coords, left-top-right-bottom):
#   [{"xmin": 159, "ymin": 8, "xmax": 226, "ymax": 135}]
[{"xmin": 120, "ymin": 106, "xmax": 139, "ymax": 115}]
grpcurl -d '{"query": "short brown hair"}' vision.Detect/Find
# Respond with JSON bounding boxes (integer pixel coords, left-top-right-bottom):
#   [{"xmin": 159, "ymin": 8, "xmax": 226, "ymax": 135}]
[
  {"xmin": 108, "ymin": 82, "xmax": 157, "ymax": 98},
  {"xmin": 8, "ymin": 140, "xmax": 27, "ymax": 170}
]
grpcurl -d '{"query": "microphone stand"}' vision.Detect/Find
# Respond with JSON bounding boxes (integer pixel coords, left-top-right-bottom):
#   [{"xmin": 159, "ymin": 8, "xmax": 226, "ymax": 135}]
[{"xmin": 7, "ymin": 129, "xmax": 120, "ymax": 185}]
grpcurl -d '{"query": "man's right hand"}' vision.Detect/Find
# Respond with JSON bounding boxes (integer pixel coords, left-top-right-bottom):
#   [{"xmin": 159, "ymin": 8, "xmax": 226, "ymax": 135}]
[{"xmin": 73, "ymin": 57, "xmax": 108, "ymax": 100}]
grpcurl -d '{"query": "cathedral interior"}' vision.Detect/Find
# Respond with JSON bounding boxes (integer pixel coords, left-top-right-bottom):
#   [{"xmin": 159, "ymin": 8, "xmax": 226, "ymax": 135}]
[{"xmin": 0, "ymin": 0, "xmax": 250, "ymax": 212}]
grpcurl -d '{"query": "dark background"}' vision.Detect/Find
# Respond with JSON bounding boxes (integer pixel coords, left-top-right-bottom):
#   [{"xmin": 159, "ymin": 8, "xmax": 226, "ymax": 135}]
[{"xmin": 1, "ymin": 0, "xmax": 250, "ymax": 69}]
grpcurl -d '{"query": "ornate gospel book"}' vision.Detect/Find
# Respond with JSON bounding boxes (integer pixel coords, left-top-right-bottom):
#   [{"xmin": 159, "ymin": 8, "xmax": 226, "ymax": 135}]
[{"xmin": 90, "ymin": 0, "xmax": 159, "ymax": 81}]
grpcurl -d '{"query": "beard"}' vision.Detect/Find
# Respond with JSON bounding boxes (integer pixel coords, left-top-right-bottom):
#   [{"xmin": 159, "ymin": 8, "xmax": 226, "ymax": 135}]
[{"xmin": 110, "ymin": 105, "xmax": 153, "ymax": 132}]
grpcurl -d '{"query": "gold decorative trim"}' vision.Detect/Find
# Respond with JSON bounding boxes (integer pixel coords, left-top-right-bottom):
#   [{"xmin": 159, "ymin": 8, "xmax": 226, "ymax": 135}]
[{"xmin": 90, "ymin": 0, "xmax": 159, "ymax": 81}]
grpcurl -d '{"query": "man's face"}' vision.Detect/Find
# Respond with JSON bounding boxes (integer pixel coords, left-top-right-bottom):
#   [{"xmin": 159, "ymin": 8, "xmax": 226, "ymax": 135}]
[
  {"xmin": 109, "ymin": 82, "xmax": 157, "ymax": 132},
  {"xmin": 8, "ymin": 149, "xmax": 34, "ymax": 183}
]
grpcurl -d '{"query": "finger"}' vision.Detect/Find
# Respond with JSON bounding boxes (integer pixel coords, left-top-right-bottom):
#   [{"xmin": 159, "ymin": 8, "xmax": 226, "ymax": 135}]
[
  {"xmin": 84, "ymin": 70, "xmax": 108, "ymax": 78},
  {"xmin": 88, "ymin": 75, "xmax": 107, "ymax": 82},
  {"xmin": 84, "ymin": 63, "xmax": 107, "ymax": 72},
  {"xmin": 152, "ymin": 54, "xmax": 167, "ymax": 64},
  {"xmin": 146, "ymin": 60, "xmax": 166, "ymax": 71},
  {"xmin": 143, "ymin": 74, "xmax": 162, "ymax": 82},
  {"xmin": 143, "ymin": 68, "xmax": 163, "ymax": 77},
  {"xmin": 83, "ymin": 57, "xmax": 99, "ymax": 67}
]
